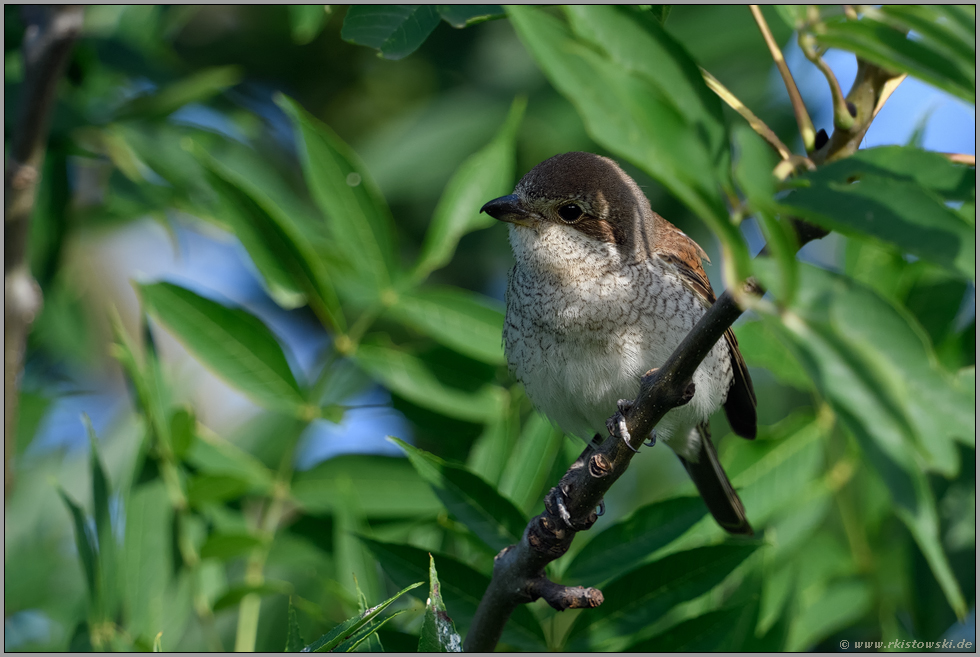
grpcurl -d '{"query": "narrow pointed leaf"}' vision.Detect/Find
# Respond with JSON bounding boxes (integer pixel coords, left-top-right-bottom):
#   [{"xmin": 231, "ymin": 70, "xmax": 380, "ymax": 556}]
[
  {"xmin": 498, "ymin": 412, "xmax": 564, "ymax": 514},
  {"xmin": 390, "ymin": 437, "xmax": 527, "ymax": 552},
  {"xmin": 360, "ymin": 538, "xmax": 547, "ymax": 650},
  {"xmin": 354, "ymin": 344, "xmax": 504, "ymax": 422},
  {"xmin": 301, "ymin": 581, "xmax": 422, "ymax": 652},
  {"xmin": 565, "ymin": 543, "xmax": 759, "ymax": 650},
  {"xmin": 59, "ymin": 489, "xmax": 98, "ymax": 602},
  {"xmin": 413, "ymin": 97, "xmax": 525, "ymax": 280},
  {"xmin": 285, "ymin": 598, "xmax": 305, "ymax": 651},
  {"xmin": 138, "ymin": 282, "xmax": 308, "ymax": 415},
  {"xmin": 277, "ymin": 94, "xmax": 396, "ymax": 291},
  {"xmin": 384, "ymin": 287, "xmax": 505, "ymax": 365},
  {"xmin": 419, "ymin": 555, "xmax": 462, "ymax": 652},
  {"xmin": 563, "ymin": 496, "xmax": 706, "ymax": 584}
]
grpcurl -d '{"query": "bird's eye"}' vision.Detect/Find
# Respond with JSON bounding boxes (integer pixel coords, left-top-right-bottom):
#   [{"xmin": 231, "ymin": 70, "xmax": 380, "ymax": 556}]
[{"xmin": 557, "ymin": 203, "xmax": 584, "ymax": 223}]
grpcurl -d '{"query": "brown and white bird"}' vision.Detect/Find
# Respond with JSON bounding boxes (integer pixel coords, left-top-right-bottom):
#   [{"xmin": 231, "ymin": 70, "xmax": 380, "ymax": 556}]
[{"xmin": 481, "ymin": 151, "xmax": 757, "ymax": 535}]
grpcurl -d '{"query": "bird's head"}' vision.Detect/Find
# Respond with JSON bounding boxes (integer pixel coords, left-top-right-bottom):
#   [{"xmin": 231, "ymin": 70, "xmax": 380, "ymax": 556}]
[{"xmin": 480, "ymin": 152, "xmax": 659, "ymax": 262}]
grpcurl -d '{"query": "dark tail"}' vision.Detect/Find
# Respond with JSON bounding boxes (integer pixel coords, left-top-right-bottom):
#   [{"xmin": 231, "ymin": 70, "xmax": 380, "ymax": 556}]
[{"xmin": 677, "ymin": 424, "xmax": 753, "ymax": 535}]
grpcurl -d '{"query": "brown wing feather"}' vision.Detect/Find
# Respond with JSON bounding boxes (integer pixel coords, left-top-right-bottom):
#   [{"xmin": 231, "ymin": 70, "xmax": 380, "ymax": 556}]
[{"xmin": 654, "ymin": 215, "xmax": 757, "ymax": 439}]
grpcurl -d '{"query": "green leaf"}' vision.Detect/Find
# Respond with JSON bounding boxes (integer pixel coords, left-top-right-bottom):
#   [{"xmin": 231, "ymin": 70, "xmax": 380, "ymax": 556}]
[
  {"xmin": 815, "ymin": 14, "xmax": 974, "ymax": 103},
  {"xmin": 734, "ymin": 126, "xmax": 798, "ymax": 304},
  {"xmin": 288, "ymin": 4, "xmax": 330, "ymax": 44},
  {"xmin": 786, "ymin": 579, "xmax": 873, "ymax": 650},
  {"xmin": 733, "ymin": 320, "xmax": 812, "ymax": 391},
  {"xmin": 122, "ymin": 480, "xmax": 172, "ymax": 640},
  {"xmin": 436, "ymin": 5, "xmax": 503, "ymax": 28},
  {"xmin": 384, "ymin": 287, "xmax": 505, "ymax": 365},
  {"xmin": 199, "ymin": 531, "xmax": 263, "ymax": 560},
  {"xmin": 185, "ymin": 432, "xmax": 275, "ymax": 492},
  {"xmin": 507, "ymin": 6, "xmax": 746, "ymax": 276},
  {"xmin": 213, "ymin": 581, "xmax": 292, "ymax": 612},
  {"xmin": 390, "ymin": 437, "xmax": 527, "ymax": 552},
  {"xmin": 168, "ymin": 407, "xmax": 195, "ymax": 460},
  {"xmin": 565, "ymin": 543, "xmax": 759, "ymax": 650},
  {"xmin": 291, "ymin": 454, "xmax": 442, "ymax": 516},
  {"xmin": 302, "ymin": 581, "xmax": 423, "ymax": 652},
  {"xmin": 418, "ymin": 555, "xmax": 463, "ymax": 652},
  {"xmin": 647, "ymin": 5, "xmax": 672, "ymax": 25},
  {"xmin": 563, "ymin": 496, "xmax": 706, "ymax": 584},
  {"xmin": 59, "ymin": 488, "xmax": 98, "ymax": 603},
  {"xmin": 285, "ymin": 597, "xmax": 305, "ymax": 652},
  {"xmin": 335, "ymin": 609, "xmax": 406, "ymax": 652},
  {"xmin": 412, "ymin": 97, "xmax": 525, "ymax": 281},
  {"xmin": 781, "ymin": 149, "xmax": 975, "ymax": 280},
  {"xmin": 84, "ymin": 416, "xmax": 119, "ymax": 620},
  {"xmin": 194, "ymin": 145, "xmax": 345, "ymax": 328},
  {"xmin": 138, "ymin": 282, "xmax": 309, "ymax": 415},
  {"xmin": 360, "ymin": 538, "xmax": 547, "ymax": 650},
  {"xmin": 277, "ymin": 94, "xmax": 397, "ymax": 291},
  {"xmin": 186, "ymin": 474, "xmax": 252, "ymax": 506},
  {"xmin": 497, "ymin": 412, "xmax": 564, "ymax": 514},
  {"xmin": 774, "ymin": 5, "xmax": 807, "ymax": 30},
  {"xmin": 333, "ymin": 477, "xmax": 382, "ymax": 608},
  {"xmin": 152, "ymin": 632, "xmax": 163, "ymax": 652},
  {"xmin": 341, "ymin": 5, "xmax": 441, "ymax": 60},
  {"xmin": 627, "ymin": 601, "xmax": 758, "ymax": 651},
  {"xmin": 354, "ymin": 344, "xmax": 504, "ymax": 423},
  {"xmin": 114, "ymin": 66, "xmax": 243, "ymax": 120}
]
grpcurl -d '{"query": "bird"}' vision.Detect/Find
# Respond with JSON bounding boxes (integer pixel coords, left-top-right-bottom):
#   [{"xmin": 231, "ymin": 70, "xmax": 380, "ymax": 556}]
[{"xmin": 480, "ymin": 151, "xmax": 757, "ymax": 535}]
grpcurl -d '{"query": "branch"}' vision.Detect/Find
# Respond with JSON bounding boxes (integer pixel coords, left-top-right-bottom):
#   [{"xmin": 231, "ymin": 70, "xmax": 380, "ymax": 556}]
[
  {"xmin": 700, "ymin": 67, "xmax": 794, "ymax": 161},
  {"xmin": 463, "ymin": 56, "xmax": 905, "ymax": 653},
  {"xmin": 749, "ymin": 4, "xmax": 816, "ymax": 152},
  {"xmin": 4, "ymin": 6, "xmax": 83, "ymax": 502}
]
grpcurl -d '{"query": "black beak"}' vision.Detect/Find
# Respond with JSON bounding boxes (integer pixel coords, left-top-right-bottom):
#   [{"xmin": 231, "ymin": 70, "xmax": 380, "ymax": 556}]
[{"xmin": 480, "ymin": 194, "xmax": 528, "ymax": 224}]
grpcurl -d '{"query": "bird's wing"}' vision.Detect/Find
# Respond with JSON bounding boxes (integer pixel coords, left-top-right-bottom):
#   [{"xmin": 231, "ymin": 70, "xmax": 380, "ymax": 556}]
[{"xmin": 654, "ymin": 216, "xmax": 757, "ymax": 439}]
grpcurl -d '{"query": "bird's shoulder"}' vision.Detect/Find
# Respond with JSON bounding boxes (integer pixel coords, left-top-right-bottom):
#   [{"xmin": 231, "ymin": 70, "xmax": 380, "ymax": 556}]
[{"xmin": 652, "ymin": 214, "xmax": 714, "ymax": 305}]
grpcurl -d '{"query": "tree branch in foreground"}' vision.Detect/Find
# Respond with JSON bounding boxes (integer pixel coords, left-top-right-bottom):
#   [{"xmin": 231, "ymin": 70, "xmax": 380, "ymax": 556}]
[
  {"xmin": 4, "ymin": 6, "xmax": 83, "ymax": 501},
  {"xmin": 463, "ymin": 56, "xmax": 904, "ymax": 653}
]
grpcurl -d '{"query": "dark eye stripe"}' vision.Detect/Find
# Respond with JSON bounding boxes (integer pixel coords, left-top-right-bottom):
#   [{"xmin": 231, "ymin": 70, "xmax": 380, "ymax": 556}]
[{"xmin": 557, "ymin": 203, "xmax": 583, "ymax": 223}]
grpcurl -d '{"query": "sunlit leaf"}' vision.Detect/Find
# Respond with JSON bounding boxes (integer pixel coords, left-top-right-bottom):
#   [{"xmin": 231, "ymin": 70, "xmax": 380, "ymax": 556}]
[
  {"xmin": 301, "ymin": 581, "xmax": 422, "ymax": 652},
  {"xmin": 114, "ymin": 66, "xmax": 243, "ymax": 120},
  {"xmin": 497, "ymin": 412, "xmax": 564, "ymax": 514}
]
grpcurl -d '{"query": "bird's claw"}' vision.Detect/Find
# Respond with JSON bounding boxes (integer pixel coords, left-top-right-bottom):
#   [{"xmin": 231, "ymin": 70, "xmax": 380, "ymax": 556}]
[
  {"xmin": 606, "ymin": 399, "xmax": 637, "ymax": 452},
  {"xmin": 645, "ymin": 428, "xmax": 658, "ymax": 447}
]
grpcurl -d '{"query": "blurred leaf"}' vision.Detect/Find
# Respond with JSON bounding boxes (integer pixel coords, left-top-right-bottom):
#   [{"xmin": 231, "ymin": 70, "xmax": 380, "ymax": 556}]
[
  {"xmin": 774, "ymin": 5, "xmax": 807, "ymax": 30},
  {"xmin": 292, "ymin": 454, "xmax": 441, "ymax": 516},
  {"xmin": 413, "ymin": 97, "xmax": 525, "ymax": 281},
  {"xmin": 152, "ymin": 632, "xmax": 163, "ymax": 652},
  {"xmin": 565, "ymin": 543, "xmax": 759, "ymax": 650},
  {"xmin": 734, "ymin": 320, "xmax": 812, "ymax": 391},
  {"xmin": 195, "ymin": 146, "xmax": 345, "ymax": 328},
  {"xmin": 436, "ymin": 5, "xmax": 503, "ymax": 28},
  {"xmin": 186, "ymin": 474, "xmax": 252, "ymax": 506},
  {"xmin": 185, "ymin": 432, "xmax": 275, "ymax": 492},
  {"xmin": 628, "ymin": 599, "xmax": 758, "ymax": 651},
  {"xmin": 168, "ymin": 407, "xmax": 195, "ymax": 460},
  {"xmin": 418, "ymin": 555, "xmax": 462, "ymax": 652},
  {"xmin": 786, "ymin": 579, "xmax": 873, "ymax": 650},
  {"xmin": 59, "ymin": 489, "xmax": 98, "ymax": 604},
  {"xmin": 277, "ymin": 94, "xmax": 397, "ymax": 291},
  {"xmin": 390, "ymin": 437, "xmax": 527, "ymax": 552},
  {"xmin": 648, "ymin": 5, "xmax": 672, "ymax": 25},
  {"xmin": 354, "ymin": 344, "xmax": 504, "ymax": 423},
  {"xmin": 122, "ymin": 481, "xmax": 172, "ymax": 640},
  {"xmin": 334, "ymin": 610, "xmax": 406, "ymax": 652},
  {"xmin": 498, "ymin": 412, "xmax": 564, "ymax": 514},
  {"xmin": 384, "ymin": 287, "xmax": 505, "ymax": 365},
  {"xmin": 301, "ymin": 581, "xmax": 422, "ymax": 652},
  {"xmin": 212, "ymin": 581, "xmax": 291, "ymax": 612},
  {"xmin": 14, "ymin": 390, "xmax": 51, "ymax": 456},
  {"xmin": 814, "ymin": 12, "xmax": 974, "ymax": 103},
  {"xmin": 334, "ymin": 477, "xmax": 382, "ymax": 609},
  {"xmin": 115, "ymin": 66, "xmax": 243, "ymax": 120},
  {"xmin": 564, "ymin": 496, "xmax": 706, "ymax": 584},
  {"xmin": 285, "ymin": 598, "xmax": 305, "ymax": 652},
  {"xmin": 733, "ymin": 126, "xmax": 798, "ymax": 303},
  {"xmin": 138, "ymin": 282, "xmax": 309, "ymax": 415},
  {"xmin": 360, "ymin": 538, "xmax": 547, "ymax": 650},
  {"xmin": 508, "ymin": 6, "xmax": 747, "ymax": 276},
  {"xmin": 199, "ymin": 531, "xmax": 263, "ymax": 560},
  {"xmin": 466, "ymin": 408, "xmax": 519, "ymax": 486},
  {"xmin": 288, "ymin": 4, "xmax": 330, "ymax": 44},
  {"xmin": 781, "ymin": 150, "xmax": 975, "ymax": 280},
  {"xmin": 342, "ymin": 5, "xmax": 441, "ymax": 59},
  {"xmin": 84, "ymin": 416, "xmax": 119, "ymax": 620}
]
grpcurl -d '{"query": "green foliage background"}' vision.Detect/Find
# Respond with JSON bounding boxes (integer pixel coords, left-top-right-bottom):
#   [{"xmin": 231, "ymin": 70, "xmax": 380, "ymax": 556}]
[{"xmin": 4, "ymin": 4, "xmax": 975, "ymax": 652}]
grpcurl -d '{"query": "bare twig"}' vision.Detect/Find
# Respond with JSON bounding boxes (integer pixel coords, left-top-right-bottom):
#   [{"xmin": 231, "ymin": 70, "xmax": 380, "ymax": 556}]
[
  {"xmin": 873, "ymin": 74, "xmax": 907, "ymax": 119},
  {"xmin": 4, "ymin": 6, "xmax": 84, "ymax": 502},
  {"xmin": 463, "ymin": 55, "xmax": 905, "ymax": 654},
  {"xmin": 701, "ymin": 67, "xmax": 794, "ymax": 161},
  {"xmin": 799, "ymin": 33, "xmax": 855, "ymax": 130},
  {"xmin": 939, "ymin": 153, "xmax": 976, "ymax": 167},
  {"xmin": 749, "ymin": 4, "xmax": 816, "ymax": 152}
]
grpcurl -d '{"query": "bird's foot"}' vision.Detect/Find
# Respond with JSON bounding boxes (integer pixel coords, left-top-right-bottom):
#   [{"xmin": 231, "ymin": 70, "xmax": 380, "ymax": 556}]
[
  {"xmin": 645, "ymin": 428, "xmax": 658, "ymax": 447},
  {"xmin": 607, "ymin": 399, "xmax": 638, "ymax": 452}
]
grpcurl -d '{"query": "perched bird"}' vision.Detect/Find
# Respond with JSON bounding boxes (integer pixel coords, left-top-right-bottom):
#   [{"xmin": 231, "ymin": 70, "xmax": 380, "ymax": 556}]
[{"xmin": 481, "ymin": 152, "xmax": 756, "ymax": 535}]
